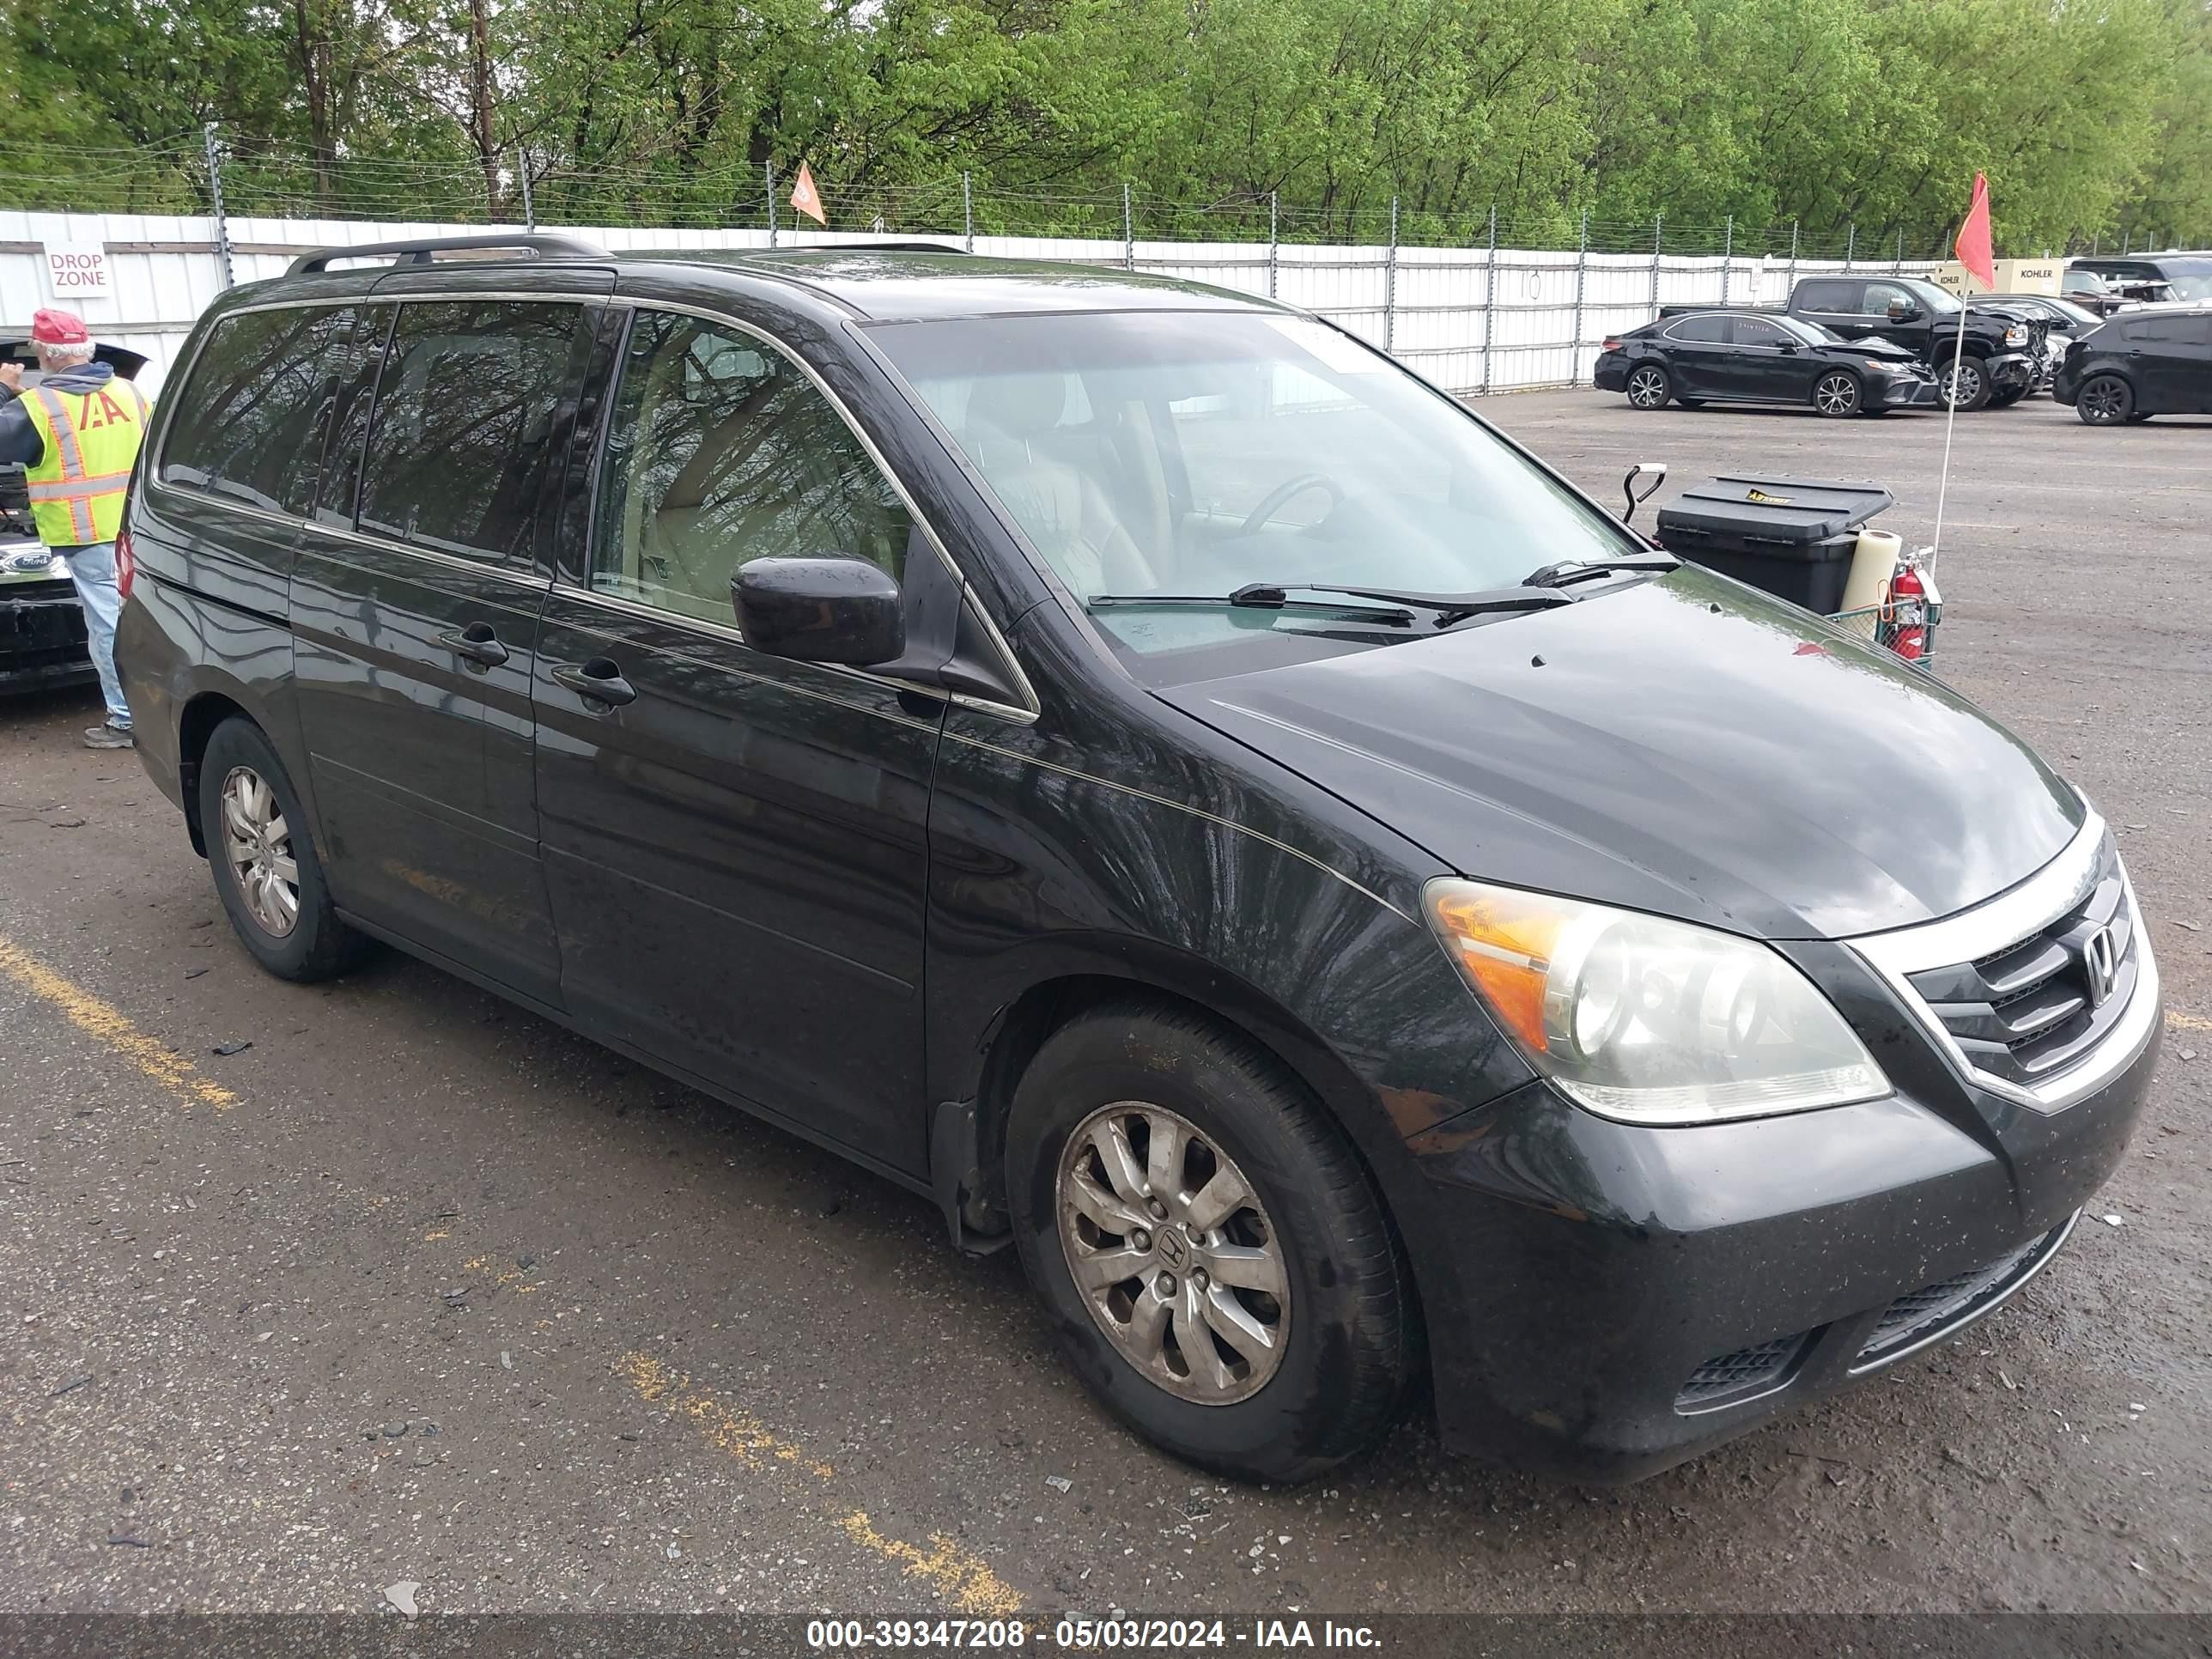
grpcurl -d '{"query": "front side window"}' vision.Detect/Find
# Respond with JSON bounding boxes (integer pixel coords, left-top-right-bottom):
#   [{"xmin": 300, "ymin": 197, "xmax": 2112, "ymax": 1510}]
[
  {"xmin": 1862, "ymin": 282, "xmax": 1915, "ymax": 317},
  {"xmin": 1731, "ymin": 317, "xmax": 1794, "ymax": 348},
  {"xmin": 590, "ymin": 308, "xmax": 912, "ymax": 627},
  {"xmin": 160, "ymin": 305, "xmax": 362, "ymax": 515},
  {"xmin": 1664, "ymin": 315, "xmax": 1729, "ymax": 343},
  {"xmin": 356, "ymin": 301, "xmax": 583, "ymax": 562},
  {"xmin": 873, "ymin": 310, "xmax": 1638, "ymax": 685}
]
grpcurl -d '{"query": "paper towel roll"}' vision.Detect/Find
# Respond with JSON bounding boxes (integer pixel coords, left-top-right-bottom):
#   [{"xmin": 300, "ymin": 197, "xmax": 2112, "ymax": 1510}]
[{"xmin": 1843, "ymin": 528, "xmax": 1901, "ymax": 615}]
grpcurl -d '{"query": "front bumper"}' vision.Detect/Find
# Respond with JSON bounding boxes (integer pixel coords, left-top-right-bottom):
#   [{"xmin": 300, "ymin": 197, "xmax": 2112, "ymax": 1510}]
[
  {"xmin": 0, "ymin": 580, "xmax": 94, "ymax": 694},
  {"xmin": 1879, "ymin": 373, "xmax": 1941, "ymax": 406},
  {"xmin": 1391, "ymin": 825, "xmax": 2160, "ymax": 1482},
  {"xmin": 1986, "ymin": 351, "xmax": 2035, "ymax": 393}
]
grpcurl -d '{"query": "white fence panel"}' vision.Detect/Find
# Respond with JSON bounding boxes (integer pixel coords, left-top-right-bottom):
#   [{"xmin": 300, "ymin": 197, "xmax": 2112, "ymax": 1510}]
[{"xmin": 0, "ymin": 207, "xmax": 1938, "ymax": 398}]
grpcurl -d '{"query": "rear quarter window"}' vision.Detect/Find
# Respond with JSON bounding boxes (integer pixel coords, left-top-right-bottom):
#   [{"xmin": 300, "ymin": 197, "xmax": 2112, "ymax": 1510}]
[{"xmin": 159, "ymin": 306, "xmax": 365, "ymax": 515}]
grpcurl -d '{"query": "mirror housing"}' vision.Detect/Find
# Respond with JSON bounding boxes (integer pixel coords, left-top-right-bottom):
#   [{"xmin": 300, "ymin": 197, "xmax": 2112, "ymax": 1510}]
[
  {"xmin": 732, "ymin": 556, "xmax": 905, "ymax": 665},
  {"xmin": 1620, "ymin": 461, "xmax": 1667, "ymax": 525},
  {"xmin": 1887, "ymin": 301, "xmax": 1921, "ymax": 324}
]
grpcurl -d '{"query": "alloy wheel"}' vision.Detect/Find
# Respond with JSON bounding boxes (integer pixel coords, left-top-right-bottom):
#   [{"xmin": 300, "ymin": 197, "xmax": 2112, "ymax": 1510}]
[
  {"xmin": 1940, "ymin": 359, "xmax": 1983, "ymax": 408},
  {"xmin": 1056, "ymin": 1101, "xmax": 1290, "ymax": 1405},
  {"xmin": 2081, "ymin": 379, "xmax": 2129, "ymax": 423},
  {"xmin": 220, "ymin": 765, "xmax": 300, "ymax": 938},
  {"xmin": 1814, "ymin": 373, "xmax": 1861, "ymax": 416},
  {"xmin": 1626, "ymin": 368, "xmax": 1668, "ymax": 409}
]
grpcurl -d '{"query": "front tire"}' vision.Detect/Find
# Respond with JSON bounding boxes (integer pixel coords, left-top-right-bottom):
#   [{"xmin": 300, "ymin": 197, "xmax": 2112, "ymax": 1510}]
[
  {"xmin": 2076, "ymin": 374, "xmax": 2133, "ymax": 425},
  {"xmin": 199, "ymin": 717, "xmax": 369, "ymax": 981},
  {"xmin": 1812, "ymin": 370, "xmax": 1863, "ymax": 417},
  {"xmin": 1006, "ymin": 1001, "xmax": 1413, "ymax": 1483},
  {"xmin": 1939, "ymin": 354, "xmax": 1991, "ymax": 411},
  {"xmin": 1625, "ymin": 364, "xmax": 1671, "ymax": 410},
  {"xmin": 1987, "ymin": 386, "xmax": 2027, "ymax": 409}
]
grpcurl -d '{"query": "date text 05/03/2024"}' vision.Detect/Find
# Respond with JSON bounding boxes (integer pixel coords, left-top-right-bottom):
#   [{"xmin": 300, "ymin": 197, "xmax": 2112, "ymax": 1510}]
[{"xmin": 805, "ymin": 1617, "xmax": 1383, "ymax": 1650}]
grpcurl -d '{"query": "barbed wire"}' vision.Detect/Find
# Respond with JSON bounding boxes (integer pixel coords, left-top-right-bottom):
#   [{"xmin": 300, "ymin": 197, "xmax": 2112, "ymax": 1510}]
[{"xmin": 0, "ymin": 137, "xmax": 2191, "ymax": 258}]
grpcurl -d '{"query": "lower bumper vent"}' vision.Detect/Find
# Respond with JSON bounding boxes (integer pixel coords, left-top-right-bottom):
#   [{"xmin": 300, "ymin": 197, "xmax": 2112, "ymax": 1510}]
[
  {"xmin": 1676, "ymin": 1331, "xmax": 1808, "ymax": 1412},
  {"xmin": 1851, "ymin": 1220, "xmax": 2071, "ymax": 1370}
]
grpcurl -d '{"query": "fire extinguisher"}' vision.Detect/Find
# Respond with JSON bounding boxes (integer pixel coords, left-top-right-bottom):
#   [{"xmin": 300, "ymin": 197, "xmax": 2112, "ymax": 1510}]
[{"xmin": 1887, "ymin": 562, "xmax": 1927, "ymax": 661}]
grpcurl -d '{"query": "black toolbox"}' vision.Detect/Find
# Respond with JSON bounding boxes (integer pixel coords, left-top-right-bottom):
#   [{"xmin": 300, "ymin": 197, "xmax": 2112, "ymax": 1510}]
[{"xmin": 1652, "ymin": 476, "xmax": 1894, "ymax": 613}]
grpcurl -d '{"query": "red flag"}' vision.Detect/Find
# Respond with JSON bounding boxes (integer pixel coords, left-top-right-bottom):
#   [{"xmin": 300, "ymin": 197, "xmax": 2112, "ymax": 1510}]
[
  {"xmin": 1954, "ymin": 172, "xmax": 1995, "ymax": 289},
  {"xmin": 789, "ymin": 161, "xmax": 826, "ymax": 227}
]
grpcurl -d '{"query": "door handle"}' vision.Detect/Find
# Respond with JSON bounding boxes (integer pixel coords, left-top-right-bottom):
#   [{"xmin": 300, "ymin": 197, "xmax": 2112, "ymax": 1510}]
[
  {"xmin": 550, "ymin": 658, "xmax": 637, "ymax": 708},
  {"xmin": 437, "ymin": 622, "xmax": 510, "ymax": 666}
]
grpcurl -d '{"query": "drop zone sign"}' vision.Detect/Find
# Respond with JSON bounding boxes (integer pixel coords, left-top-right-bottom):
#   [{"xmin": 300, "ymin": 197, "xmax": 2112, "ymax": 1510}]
[{"xmin": 45, "ymin": 244, "xmax": 112, "ymax": 297}]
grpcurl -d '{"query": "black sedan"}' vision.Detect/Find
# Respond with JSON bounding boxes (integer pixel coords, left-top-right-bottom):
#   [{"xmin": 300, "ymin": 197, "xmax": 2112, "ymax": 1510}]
[
  {"xmin": 2052, "ymin": 302, "xmax": 2212, "ymax": 424},
  {"xmin": 1595, "ymin": 310, "xmax": 1938, "ymax": 416}
]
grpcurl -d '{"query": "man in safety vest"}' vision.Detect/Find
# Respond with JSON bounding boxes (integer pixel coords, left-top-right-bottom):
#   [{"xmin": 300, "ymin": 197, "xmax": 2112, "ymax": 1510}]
[{"xmin": 0, "ymin": 308, "xmax": 150, "ymax": 747}]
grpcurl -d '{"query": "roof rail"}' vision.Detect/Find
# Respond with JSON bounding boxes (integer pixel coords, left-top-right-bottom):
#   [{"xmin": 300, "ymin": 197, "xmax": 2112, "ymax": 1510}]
[{"xmin": 286, "ymin": 232, "xmax": 611, "ymax": 277}]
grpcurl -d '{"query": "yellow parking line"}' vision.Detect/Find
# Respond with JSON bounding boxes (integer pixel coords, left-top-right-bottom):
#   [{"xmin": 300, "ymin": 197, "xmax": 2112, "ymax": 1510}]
[
  {"xmin": 615, "ymin": 1351, "xmax": 1025, "ymax": 1617},
  {"xmin": 0, "ymin": 934, "xmax": 236, "ymax": 1111}
]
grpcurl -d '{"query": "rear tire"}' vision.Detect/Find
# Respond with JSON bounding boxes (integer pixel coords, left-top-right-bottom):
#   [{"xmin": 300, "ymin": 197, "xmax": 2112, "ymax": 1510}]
[
  {"xmin": 1939, "ymin": 354, "xmax": 1991, "ymax": 411},
  {"xmin": 2076, "ymin": 374, "xmax": 2133, "ymax": 425},
  {"xmin": 198, "ymin": 717, "xmax": 369, "ymax": 982},
  {"xmin": 1006, "ymin": 1000, "xmax": 1414, "ymax": 1484},
  {"xmin": 1625, "ymin": 364, "xmax": 1671, "ymax": 410}
]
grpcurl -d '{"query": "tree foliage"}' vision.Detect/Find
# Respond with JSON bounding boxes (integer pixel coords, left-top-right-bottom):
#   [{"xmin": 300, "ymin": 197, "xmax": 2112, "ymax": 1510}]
[{"xmin": 3, "ymin": 0, "xmax": 2204, "ymax": 251}]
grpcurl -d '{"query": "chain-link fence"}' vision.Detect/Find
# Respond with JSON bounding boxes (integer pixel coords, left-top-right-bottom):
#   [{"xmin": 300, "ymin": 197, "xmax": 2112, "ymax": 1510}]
[{"xmin": 26, "ymin": 130, "xmax": 2191, "ymax": 396}]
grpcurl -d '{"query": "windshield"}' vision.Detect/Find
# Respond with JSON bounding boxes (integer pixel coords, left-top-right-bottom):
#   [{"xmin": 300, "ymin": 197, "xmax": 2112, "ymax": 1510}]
[
  {"xmin": 1902, "ymin": 279, "xmax": 1962, "ymax": 314},
  {"xmin": 872, "ymin": 311, "xmax": 1638, "ymax": 682},
  {"xmin": 2161, "ymin": 261, "xmax": 2212, "ymax": 301},
  {"xmin": 1779, "ymin": 315, "xmax": 1842, "ymax": 343}
]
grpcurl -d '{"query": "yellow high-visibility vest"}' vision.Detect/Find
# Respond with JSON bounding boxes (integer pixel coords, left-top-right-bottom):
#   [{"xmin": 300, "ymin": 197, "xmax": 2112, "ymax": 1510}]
[{"xmin": 21, "ymin": 378, "xmax": 150, "ymax": 546}]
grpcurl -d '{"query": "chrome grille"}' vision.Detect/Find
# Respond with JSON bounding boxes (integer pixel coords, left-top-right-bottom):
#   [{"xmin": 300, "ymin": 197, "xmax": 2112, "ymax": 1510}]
[{"xmin": 1902, "ymin": 837, "xmax": 2135, "ymax": 1090}]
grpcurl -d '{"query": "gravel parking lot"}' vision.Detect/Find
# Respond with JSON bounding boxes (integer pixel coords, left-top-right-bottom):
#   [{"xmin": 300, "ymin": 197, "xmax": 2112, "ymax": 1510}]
[{"xmin": 2, "ymin": 388, "xmax": 2206, "ymax": 1621}]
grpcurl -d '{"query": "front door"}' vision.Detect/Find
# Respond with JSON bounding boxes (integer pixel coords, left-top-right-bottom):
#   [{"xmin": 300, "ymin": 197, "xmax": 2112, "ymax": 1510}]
[
  {"xmin": 532, "ymin": 304, "xmax": 941, "ymax": 1173},
  {"xmin": 1722, "ymin": 314, "xmax": 1820, "ymax": 404},
  {"xmin": 289, "ymin": 295, "xmax": 594, "ymax": 1004}
]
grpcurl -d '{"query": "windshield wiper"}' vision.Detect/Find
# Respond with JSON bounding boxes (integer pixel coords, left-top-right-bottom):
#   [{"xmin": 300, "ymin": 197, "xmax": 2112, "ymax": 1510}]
[
  {"xmin": 1086, "ymin": 581, "xmax": 1579, "ymax": 630},
  {"xmin": 1520, "ymin": 556, "xmax": 1680, "ymax": 590},
  {"xmin": 1086, "ymin": 590, "xmax": 1419, "ymax": 627}
]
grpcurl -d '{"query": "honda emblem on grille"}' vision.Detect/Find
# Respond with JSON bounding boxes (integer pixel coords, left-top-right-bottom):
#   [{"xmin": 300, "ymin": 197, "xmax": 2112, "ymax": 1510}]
[{"xmin": 2082, "ymin": 922, "xmax": 2121, "ymax": 1008}]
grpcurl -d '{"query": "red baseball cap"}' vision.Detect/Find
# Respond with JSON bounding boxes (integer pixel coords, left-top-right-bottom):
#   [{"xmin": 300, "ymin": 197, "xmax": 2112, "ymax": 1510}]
[{"xmin": 29, "ymin": 308, "xmax": 90, "ymax": 346}]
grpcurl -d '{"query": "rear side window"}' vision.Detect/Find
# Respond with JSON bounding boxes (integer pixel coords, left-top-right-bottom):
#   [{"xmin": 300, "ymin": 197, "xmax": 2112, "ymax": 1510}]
[
  {"xmin": 159, "ymin": 306, "xmax": 363, "ymax": 515},
  {"xmin": 1663, "ymin": 315, "xmax": 1728, "ymax": 343},
  {"xmin": 1794, "ymin": 280, "xmax": 1856, "ymax": 313},
  {"xmin": 356, "ymin": 301, "xmax": 584, "ymax": 562}
]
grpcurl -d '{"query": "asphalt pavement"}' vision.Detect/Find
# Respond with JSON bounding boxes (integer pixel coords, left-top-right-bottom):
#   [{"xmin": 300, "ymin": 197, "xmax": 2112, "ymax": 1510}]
[{"xmin": 3, "ymin": 389, "xmax": 2207, "ymax": 1621}]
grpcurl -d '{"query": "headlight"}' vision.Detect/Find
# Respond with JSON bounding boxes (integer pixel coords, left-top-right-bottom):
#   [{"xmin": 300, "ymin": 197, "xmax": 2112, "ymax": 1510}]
[
  {"xmin": 1864, "ymin": 357, "xmax": 1900, "ymax": 374},
  {"xmin": 2003, "ymin": 325, "xmax": 2027, "ymax": 346},
  {"xmin": 1424, "ymin": 879, "xmax": 1889, "ymax": 1126}
]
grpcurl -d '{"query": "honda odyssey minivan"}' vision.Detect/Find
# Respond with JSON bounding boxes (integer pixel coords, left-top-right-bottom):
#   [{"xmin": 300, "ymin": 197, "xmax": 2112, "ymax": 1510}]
[{"xmin": 116, "ymin": 235, "xmax": 2161, "ymax": 1484}]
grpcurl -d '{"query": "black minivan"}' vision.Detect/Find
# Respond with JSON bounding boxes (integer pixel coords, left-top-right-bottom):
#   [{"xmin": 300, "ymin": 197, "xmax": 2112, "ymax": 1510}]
[{"xmin": 116, "ymin": 234, "xmax": 2161, "ymax": 1485}]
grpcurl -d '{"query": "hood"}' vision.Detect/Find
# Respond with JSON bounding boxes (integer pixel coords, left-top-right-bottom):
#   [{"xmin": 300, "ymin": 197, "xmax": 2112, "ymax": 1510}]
[
  {"xmin": 1812, "ymin": 337, "xmax": 1919, "ymax": 363},
  {"xmin": 1160, "ymin": 567, "xmax": 2084, "ymax": 940}
]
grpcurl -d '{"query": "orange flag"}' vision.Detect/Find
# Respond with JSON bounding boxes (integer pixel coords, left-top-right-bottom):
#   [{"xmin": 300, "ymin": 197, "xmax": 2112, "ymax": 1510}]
[
  {"xmin": 1954, "ymin": 172, "xmax": 1994, "ymax": 289},
  {"xmin": 789, "ymin": 161, "xmax": 826, "ymax": 227}
]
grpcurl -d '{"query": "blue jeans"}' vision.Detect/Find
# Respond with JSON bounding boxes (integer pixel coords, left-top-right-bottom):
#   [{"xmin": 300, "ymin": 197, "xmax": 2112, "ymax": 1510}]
[{"xmin": 60, "ymin": 540, "xmax": 130, "ymax": 728}]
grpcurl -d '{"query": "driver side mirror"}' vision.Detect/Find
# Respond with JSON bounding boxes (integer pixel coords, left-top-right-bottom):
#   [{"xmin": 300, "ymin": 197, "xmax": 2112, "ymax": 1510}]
[
  {"xmin": 1887, "ymin": 301, "xmax": 1922, "ymax": 323},
  {"xmin": 732, "ymin": 556, "xmax": 905, "ymax": 665},
  {"xmin": 1620, "ymin": 461, "xmax": 1667, "ymax": 526}
]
